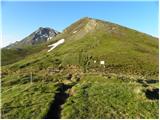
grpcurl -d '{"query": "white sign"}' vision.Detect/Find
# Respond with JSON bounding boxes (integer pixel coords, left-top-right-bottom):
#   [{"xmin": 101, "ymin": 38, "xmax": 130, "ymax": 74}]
[
  {"xmin": 100, "ymin": 61, "xmax": 105, "ymax": 65},
  {"xmin": 73, "ymin": 31, "xmax": 77, "ymax": 34}
]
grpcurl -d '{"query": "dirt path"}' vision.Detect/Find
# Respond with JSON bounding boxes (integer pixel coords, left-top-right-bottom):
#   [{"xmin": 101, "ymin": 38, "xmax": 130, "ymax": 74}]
[{"xmin": 44, "ymin": 83, "xmax": 74, "ymax": 119}]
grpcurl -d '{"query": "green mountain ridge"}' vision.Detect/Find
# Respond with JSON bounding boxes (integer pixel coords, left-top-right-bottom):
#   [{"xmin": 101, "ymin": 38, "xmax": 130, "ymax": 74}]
[{"xmin": 1, "ymin": 17, "xmax": 159, "ymax": 119}]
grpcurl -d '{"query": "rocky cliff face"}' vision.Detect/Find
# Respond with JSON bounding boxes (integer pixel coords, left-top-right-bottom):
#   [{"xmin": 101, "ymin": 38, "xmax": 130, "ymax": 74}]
[{"xmin": 32, "ymin": 27, "xmax": 59, "ymax": 43}]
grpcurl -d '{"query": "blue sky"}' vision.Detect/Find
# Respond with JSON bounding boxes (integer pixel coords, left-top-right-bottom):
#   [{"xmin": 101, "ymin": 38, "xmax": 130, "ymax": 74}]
[{"xmin": 1, "ymin": 1, "xmax": 158, "ymax": 47}]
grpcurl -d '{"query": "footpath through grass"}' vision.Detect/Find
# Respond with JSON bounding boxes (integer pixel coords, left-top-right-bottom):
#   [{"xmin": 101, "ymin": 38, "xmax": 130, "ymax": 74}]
[{"xmin": 1, "ymin": 65, "xmax": 159, "ymax": 119}]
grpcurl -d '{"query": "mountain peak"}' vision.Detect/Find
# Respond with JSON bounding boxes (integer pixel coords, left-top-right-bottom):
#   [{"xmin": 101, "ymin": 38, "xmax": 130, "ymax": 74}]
[
  {"xmin": 63, "ymin": 17, "xmax": 96, "ymax": 33},
  {"xmin": 37, "ymin": 27, "xmax": 55, "ymax": 31},
  {"xmin": 6, "ymin": 27, "xmax": 60, "ymax": 49},
  {"xmin": 81, "ymin": 16, "xmax": 94, "ymax": 20},
  {"xmin": 34, "ymin": 27, "xmax": 59, "ymax": 37}
]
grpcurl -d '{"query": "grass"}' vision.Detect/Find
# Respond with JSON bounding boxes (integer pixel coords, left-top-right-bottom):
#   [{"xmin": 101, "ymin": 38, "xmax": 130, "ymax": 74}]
[
  {"xmin": 61, "ymin": 74, "xmax": 159, "ymax": 119},
  {"xmin": 1, "ymin": 63, "xmax": 82, "ymax": 119},
  {"xmin": 1, "ymin": 81, "xmax": 58, "ymax": 119},
  {"xmin": 1, "ymin": 43, "xmax": 48, "ymax": 66}
]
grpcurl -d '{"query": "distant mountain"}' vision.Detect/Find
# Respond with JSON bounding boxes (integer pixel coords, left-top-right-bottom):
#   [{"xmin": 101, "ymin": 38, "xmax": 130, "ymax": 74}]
[
  {"xmin": 2, "ymin": 27, "xmax": 60, "ymax": 65},
  {"xmin": 6, "ymin": 27, "xmax": 60, "ymax": 49}
]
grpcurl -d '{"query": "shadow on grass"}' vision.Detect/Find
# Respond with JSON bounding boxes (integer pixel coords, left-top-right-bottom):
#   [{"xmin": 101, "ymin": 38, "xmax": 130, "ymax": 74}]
[
  {"xmin": 44, "ymin": 83, "xmax": 73, "ymax": 119},
  {"xmin": 145, "ymin": 88, "xmax": 159, "ymax": 100},
  {"xmin": 146, "ymin": 79, "xmax": 159, "ymax": 84}
]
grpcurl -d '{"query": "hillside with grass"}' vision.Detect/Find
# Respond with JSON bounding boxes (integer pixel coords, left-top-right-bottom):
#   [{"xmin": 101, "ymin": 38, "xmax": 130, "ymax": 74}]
[{"xmin": 1, "ymin": 17, "xmax": 159, "ymax": 119}]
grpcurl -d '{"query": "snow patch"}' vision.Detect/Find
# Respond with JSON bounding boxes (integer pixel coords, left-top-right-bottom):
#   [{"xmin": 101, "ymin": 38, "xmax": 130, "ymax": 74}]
[
  {"xmin": 47, "ymin": 37, "xmax": 52, "ymax": 41},
  {"xmin": 42, "ymin": 34, "xmax": 48, "ymax": 37},
  {"xmin": 73, "ymin": 31, "xmax": 77, "ymax": 34},
  {"xmin": 48, "ymin": 39, "xmax": 65, "ymax": 52}
]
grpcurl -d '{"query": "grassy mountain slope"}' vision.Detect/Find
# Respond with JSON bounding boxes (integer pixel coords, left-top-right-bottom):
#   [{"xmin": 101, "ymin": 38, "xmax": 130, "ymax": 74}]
[
  {"xmin": 28, "ymin": 17, "xmax": 158, "ymax": 77},
  {"xmin": 1, "ymin": 44, "xmax": 47, "ymax": 66},
  {"xmin": 1, "ymin": 17, "xmax": 159, "ymax": 119}
]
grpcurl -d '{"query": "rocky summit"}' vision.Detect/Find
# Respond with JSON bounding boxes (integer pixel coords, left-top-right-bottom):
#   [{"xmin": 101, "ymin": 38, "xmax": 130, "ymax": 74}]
[{"xmin": 6, "ymin": 27, "xmax": 60, "ymax": 49}]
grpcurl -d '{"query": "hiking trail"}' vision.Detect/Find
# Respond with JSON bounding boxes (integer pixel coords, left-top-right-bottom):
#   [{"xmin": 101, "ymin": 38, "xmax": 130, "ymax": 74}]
[{"xmin": 44, "ymin": 83, "xmax": 75, "ymax": 119}]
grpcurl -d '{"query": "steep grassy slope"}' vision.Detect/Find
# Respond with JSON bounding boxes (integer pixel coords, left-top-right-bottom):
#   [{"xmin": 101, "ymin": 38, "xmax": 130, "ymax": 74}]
[
  {"xmin": 1, "ymin": 17, "xmax": 159, "ymax": 119},
  {"xmin": 58, "ymin": 17, "xmax": 158, "ymax": 78}
]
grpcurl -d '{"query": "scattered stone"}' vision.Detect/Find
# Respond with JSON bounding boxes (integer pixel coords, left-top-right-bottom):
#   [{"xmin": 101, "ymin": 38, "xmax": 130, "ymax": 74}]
[
  {"xmin": 75, "ymin": 74, "xmax": 81, "ymax": 81},
  {"xmin": 66, "ymin": 73, "xmax": 72, "ymax": 80}
]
